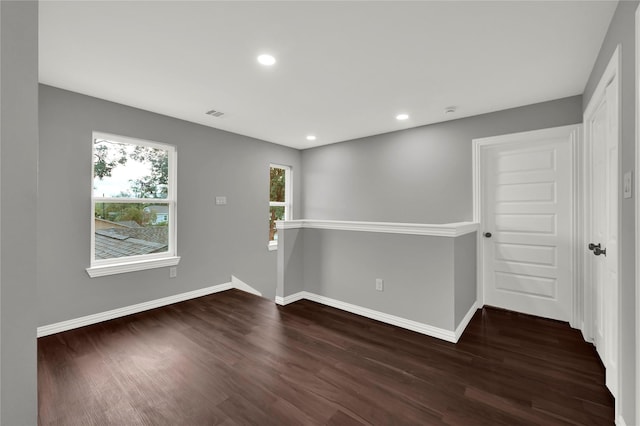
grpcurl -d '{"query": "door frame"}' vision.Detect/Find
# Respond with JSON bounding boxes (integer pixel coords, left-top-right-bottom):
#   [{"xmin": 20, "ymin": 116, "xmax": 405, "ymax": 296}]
[
  {"xmin": 583, "ymin": 44, "xmax": 621, "ymax": 403},
  {"xmin": 472, "ymin": 124, "xmax": 581, "ymax": 325}
]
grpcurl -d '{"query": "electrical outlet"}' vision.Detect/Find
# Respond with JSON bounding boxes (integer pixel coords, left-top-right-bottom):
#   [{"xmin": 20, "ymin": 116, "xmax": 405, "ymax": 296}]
[
  {"xmin": 375, "ymin": 278, "xmax": 384, "ymax": 292},
  {"xmin": 169, "ymin": 267, "xmax": 177, "ymax": 278}
]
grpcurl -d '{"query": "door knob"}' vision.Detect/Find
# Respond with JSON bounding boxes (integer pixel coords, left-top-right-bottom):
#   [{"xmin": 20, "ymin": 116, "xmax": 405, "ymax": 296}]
[
  {"xmin": 588, "ymin": 243, "xmax": 601, "ymax": 251},
  {"xmin": 593, "ymin": 247, "xmax": 607, "ymax": 256},
  {"xmin": 483, "ymin": 232, "xmax": 492, "ymax": 238}
]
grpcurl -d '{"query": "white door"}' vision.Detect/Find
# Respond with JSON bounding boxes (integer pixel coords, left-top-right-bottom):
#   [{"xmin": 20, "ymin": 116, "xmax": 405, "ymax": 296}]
[
  {"xmin": 585, "ymin": 71, "xmax": 619, "ymax": 398},
  {"xmin": 477, "ymin": 126, "xmax": 575, "ymax": 322}
]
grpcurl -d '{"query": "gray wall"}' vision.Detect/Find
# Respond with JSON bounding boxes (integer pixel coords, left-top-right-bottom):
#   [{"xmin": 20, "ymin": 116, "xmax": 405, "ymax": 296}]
[
  {"xmin": 277, "ymin": 228, "xmax": 304, "ymax": 299},
  {"xmin": 302, "ymin": 229, "xmax": 456, "ymax": 329},
  {"xmin": 302, "ymin": 96, "xmax": 582, "ymax": 223},
  {"xmin": 38, "ymin": 85, "xmax": 301, "ymax": 326},
  {"xmin": 1, "ymin": 1, "xmax": 38, "ymax": 424},
  {"xmin": 278, "ymin": 226, "xmax": 478, "ymax": 332},
  {"xmin": 583, "ymin": 1, "xmax": 639, "ymax": 424},
  {"xmin": 454, "ymin": 232, "xmax": 477, "ymax": 328}
]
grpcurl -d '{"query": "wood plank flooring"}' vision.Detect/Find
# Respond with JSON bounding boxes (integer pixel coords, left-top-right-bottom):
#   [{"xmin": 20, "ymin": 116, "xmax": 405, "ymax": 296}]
[{"xmin": 38, "ymin": 289, "xmax": 614, "ymax": 425}]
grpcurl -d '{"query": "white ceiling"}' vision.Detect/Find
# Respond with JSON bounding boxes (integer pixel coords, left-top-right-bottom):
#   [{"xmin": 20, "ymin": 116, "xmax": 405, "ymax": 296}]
[{"xmin": 39, "ymin": 1, "xmax": 617, "ymax": 150}]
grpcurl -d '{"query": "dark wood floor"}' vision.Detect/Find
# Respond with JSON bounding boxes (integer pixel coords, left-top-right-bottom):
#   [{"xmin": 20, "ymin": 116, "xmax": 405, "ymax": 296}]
[{"xmin": 38, "ymin": 289, "xmax": 614, "ymax": 425}]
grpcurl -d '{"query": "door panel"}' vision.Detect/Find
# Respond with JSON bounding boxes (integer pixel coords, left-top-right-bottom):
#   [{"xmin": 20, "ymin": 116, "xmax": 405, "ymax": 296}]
[
  {"xmin": 495, "ymin": 214, "xmax": 556, "ymax": 234},
  {"xmin": 494, "ymin": 243, "xmax": 556, "ymax": 266},
  {"xmin": 591, "ymin": 98, "xmax": 607, "ymax": 360},
  {"xmin": 482, "ymin": 133, "xmax": 572, "ymax": 322},
  {"xmin": 495, "ymin": 182, "xmax": 556, "ymax": 203},
  {"xmin": 494, "ymin": 272, "xmax": 556, "ymax": 298},
  {"xmin": 587, "ymin": 76, "xmax": 619, "ymax": 397},
  {"xmin": 496, "ymin": 149, "xmax": 555, "ymax": 172}
]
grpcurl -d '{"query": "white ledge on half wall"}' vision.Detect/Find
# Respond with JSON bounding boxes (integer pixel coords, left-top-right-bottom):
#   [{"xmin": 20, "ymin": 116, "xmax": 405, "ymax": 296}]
[{"xmin": 276, "ymin": 219, "xmax": 478, "ymax": 237}]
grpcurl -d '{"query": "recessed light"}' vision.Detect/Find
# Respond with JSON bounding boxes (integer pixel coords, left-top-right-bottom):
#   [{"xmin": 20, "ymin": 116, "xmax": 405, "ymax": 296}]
[
  {"xmin": 257, "ymin": 54, "xmax": 276, "ymax": 66},
  {"xmin": 306, "ymin": 135, "xmax": 317, "ymax": 141},
  {"xmin": 444, "ymin": 106, "xmax": 457, "ymax": 114},
  {"xmin": 396, "ymin": 113, "xmax": 409, "ymax": 121}
]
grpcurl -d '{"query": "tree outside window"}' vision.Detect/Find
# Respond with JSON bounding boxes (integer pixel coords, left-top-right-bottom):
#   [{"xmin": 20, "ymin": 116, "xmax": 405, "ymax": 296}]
[{"xmin": 269, "ymin": 164, "xmax": 291, "ymax": 244}]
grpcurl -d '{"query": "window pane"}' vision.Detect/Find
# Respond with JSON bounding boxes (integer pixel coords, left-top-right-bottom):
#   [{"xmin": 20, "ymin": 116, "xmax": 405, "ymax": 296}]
[
  {"xmin": 270, "ymin": 167, "xmax": 286, "ymax": 202},
  {"xmin": 269, "ymin": 206, "xmax": 285, "ymax": 241},
  {"xmin": 94, "ymin": 202, "xmax": 169, "ymax": 260},
  {"xmin": 93, "ymin": 139, "xmax": 169, "ymax": 199}
]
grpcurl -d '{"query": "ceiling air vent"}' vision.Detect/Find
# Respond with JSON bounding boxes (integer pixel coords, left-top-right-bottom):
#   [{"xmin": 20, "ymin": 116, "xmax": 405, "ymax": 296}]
[{"xmin": 205, "ymin": 109, "xmax": 225, "ymax": 118}]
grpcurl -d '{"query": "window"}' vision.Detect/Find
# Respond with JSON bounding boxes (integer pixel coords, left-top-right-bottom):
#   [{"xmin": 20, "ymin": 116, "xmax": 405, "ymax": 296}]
[
  {"xmin": 87, "ymin": 132, "xmax": 179, "ymax": 277},
  {"xmin": 269, "ymin": 164, "xmax": 291, "ymax": 250}
]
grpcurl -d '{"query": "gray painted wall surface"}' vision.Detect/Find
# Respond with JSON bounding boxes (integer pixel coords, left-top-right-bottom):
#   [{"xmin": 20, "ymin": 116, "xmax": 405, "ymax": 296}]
[
  {"xmin": 301, "ymin": 96, "xmax": 582, "ymax": 223},
  {"xmin": 454, "ymin": 232, "xmax": 477, "ymax": 328},
  {"xmin": 38, "ymin": 85, "xmax": 301, "ymax": 326},
  {"xmin": 1, "ymin": 1, "xmax": 38, "ymax": 424},
  {"xmin": 301, "ymin": 229, "xmax": 456, "ymax": 330},
  {"xmin": 582, "ymin": 2, "xmax": 639, "ymax": 423},
  {"xmin": 277, "ymin": 228, "xmax": 304, "ymax": 298}
]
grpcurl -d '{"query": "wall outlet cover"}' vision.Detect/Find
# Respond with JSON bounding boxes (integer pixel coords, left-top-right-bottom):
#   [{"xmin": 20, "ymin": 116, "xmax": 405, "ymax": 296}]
[{"xmin": 375, "ymin": 278, "xmax": 384, "ymax": 291}]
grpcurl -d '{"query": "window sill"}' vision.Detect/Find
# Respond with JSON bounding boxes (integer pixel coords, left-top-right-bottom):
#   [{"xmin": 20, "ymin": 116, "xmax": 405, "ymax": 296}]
[
  {"xmin": 86, "ymin": 256, "xmax": 181, "ymax": 278},
  {"xmin": 268, "ymin": 241, "xmax": 278, "ymax": 251}
]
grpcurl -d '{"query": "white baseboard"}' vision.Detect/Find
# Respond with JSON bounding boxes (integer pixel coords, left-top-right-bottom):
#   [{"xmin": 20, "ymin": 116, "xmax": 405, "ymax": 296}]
[
  {"xmin": 39, "ymin": 282, "xmax": 477, "ymax": 345},
  {"xmin": 279, "ymin": 291, "xmax": 476, "ymax": 343},
  {"xmin": 275, "ymin": 292, "xmax": 306, "ymax": 306},
  {"xmin": 455, "ymin": 302, "xmax": 479, "ymax": 341},
  {"xmin": 38, "ymin": 274, "xmax": 268, "ymax": 338},
  {"xmin": 38, "ymin": 281, "xmax": 235, "ymax": 337},
  {"xmin": 616, "ymin": 414, "xmax": 627, "ymax": 426},
  {"xmin": 231, "ymin": 275, "xmax": 262, "ymax": 297}
]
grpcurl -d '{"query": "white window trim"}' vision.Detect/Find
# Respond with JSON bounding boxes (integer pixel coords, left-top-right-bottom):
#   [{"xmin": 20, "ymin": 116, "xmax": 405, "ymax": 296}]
[
  {"xmin": 269, "ymin": 164, "xmax": 292, "ymax": 250},
  {"xmin": 86, "ymin": 256, "xmax": 181, "ymax": 278},
  {"xmin": 87, "ymin": 132, "xmax": 180, "ymax": 277}
]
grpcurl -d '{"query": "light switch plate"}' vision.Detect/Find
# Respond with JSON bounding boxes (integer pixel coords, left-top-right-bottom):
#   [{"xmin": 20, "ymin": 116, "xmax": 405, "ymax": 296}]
[
  {"xmin": 624, "ymin": 171, "xmax": 632, "ymax": 199},
  {"xmin": 215, "ymin": 196, "xmax": 227, "ymax": 205}
]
